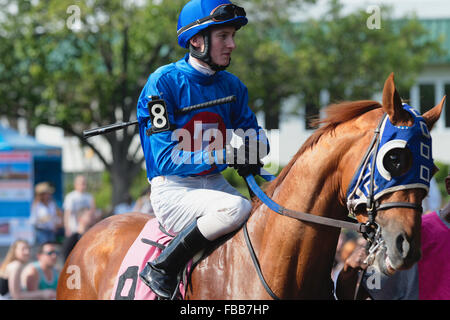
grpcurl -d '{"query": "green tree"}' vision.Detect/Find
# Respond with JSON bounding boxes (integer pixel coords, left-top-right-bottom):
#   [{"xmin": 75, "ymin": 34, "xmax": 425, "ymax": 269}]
[
  {"xmin": 286, "ymin": 0, "xmax": 442, "ymax": 127},
  {"xmin": 0, "ymin": 0, "xmax": 315, "ymax": 206},
  {"xmin": 0, "ymin": 0, "xmax": 443, "ymax": 209},
  {"xmin": 231, "ymin": 0, "xmax": 442, "ymax": 129},
  {"xmin": 0, "ymin": 0, "xmax": 185, "ymax": 206},
  {"xmin": 230, "ymin": 0, "xmax": 316, "ymax": 129}
]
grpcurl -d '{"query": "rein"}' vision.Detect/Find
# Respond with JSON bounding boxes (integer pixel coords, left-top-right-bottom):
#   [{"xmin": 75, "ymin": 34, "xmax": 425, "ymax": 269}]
[
  {"xmin": 242, "ymin": 112, "xmax": 422, "ymax": 300},
  {"xmin": 245, "ymin": 174, "xmax": 368, "ymax": 234},
  {"xmin": 243, "ymin": 173, "xmax": 367, "ymax": 300}
]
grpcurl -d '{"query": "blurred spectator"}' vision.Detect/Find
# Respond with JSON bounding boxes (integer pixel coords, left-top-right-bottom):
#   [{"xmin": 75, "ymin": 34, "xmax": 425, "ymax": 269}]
[
  {"xmin": 133, "ymin": 186, "xmax": 154, "ymax": 215},
  {"xmin": 62, "ymin": 207, "xmax": 96, "ymax": 261},
  {"xmin": 113, "ymin": 194, "xmax": 135, "ymax": 215},
  {"xmin": 331, "ymin": 233, "xmax": 356, "ymax": 283},
  {"xmin": 340, "ymin": 239, "xmax": 357, "ymax": 262},
  {"xmin": 332, "ymin": 233, "xmax": 347, "ymax": 280},
  {"xmin": 30, "ymin": 182, "xmax": 62, "ymax": 245},
  {"xmin": 63, "ymin": 175, "xmax": 96, "ymax": 237},
  {"xmin": 422, "ymin": 177, "xmax": 441, "ymax": 213},
  {"xmin": 22, "ymin": 242, "xmax": 59, "ymax": 295},
  {"xmin": 335, "ymin": 173, "xmax": 450, "ymax": 300},
  {"xmin": 0, "ymin": 240, "xmax": 55, "ymax": 299}
]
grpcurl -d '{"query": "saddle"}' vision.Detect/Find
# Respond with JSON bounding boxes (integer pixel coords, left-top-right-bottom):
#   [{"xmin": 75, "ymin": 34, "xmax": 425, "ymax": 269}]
[{"xmin": 110, "ymin": 217, "xmax": 238, "ymax": 300}]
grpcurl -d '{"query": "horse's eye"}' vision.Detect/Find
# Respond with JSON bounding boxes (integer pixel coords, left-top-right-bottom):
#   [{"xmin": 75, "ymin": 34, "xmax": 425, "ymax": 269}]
[{"xmin": 382, "ymin": 148, "xmax": 412, "ymax": 177}]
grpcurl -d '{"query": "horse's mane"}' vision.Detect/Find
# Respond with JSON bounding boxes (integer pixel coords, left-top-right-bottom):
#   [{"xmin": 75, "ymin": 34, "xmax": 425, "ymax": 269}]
[{"xmin": 252, "ymin": 100, "xmax": 382, "ymax": 208}]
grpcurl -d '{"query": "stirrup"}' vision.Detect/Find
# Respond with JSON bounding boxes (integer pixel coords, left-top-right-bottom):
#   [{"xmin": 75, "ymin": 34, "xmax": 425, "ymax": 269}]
[{"xmin": 140, "ymin": 219, "xmax": 212, "ymax": 299}]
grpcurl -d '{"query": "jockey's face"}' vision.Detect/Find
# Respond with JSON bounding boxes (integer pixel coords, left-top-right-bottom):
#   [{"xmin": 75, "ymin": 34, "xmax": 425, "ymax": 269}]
[
  {"xmin": 209, "ymin": 25, "xmax": 237, "ymax": 66},
  {"xmin": 190, "ymin": 25, "xmax": 237, "ymax": 67}
]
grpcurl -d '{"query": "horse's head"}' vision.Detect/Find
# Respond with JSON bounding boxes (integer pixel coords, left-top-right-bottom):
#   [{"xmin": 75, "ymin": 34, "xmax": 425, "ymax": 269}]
[{"xmin": 346, "ymin": 73, "xmax": 445, "ymax": 275}]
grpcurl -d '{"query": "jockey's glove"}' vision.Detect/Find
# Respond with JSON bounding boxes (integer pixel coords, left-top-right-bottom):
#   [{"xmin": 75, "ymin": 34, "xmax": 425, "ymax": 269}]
[{"xmin": 225, "ymin": 144, "xmax": 263, "ymax": 177}]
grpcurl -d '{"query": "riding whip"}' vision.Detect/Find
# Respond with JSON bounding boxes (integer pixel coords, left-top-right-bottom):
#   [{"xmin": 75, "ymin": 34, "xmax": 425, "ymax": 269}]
[{"xmin": 83, "ymin": 95, "xmax": 236, "ymax": 138}]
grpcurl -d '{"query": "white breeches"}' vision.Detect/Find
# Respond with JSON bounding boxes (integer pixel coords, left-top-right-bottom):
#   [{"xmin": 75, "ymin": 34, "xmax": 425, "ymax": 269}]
[{"xmin": 150, "ymin": 174, "xmax": 252, "ymax": 241}]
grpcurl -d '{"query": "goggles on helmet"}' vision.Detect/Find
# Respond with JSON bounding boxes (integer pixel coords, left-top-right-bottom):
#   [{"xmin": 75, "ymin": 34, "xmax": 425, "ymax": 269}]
[{"xmin": 177, "ymin": 4, "xmax": 246, "ymax": 37}]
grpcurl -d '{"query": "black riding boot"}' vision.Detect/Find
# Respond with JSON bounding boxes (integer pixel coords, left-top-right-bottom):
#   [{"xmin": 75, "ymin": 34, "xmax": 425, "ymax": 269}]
[{"xmin": 139, "ymin": 220, "xmax": 211, "ymax": 299}]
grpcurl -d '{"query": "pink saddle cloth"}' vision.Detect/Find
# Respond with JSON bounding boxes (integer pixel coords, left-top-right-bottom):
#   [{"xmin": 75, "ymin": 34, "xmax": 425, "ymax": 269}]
[{"xmin": 110, "ymin": 218, "xmax": 188, "ymax": 300}]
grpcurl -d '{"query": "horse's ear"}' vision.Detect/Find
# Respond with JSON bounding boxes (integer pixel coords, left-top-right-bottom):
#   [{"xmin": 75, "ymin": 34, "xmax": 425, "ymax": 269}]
[
  {"xmin": 381, "ymin": 73, "xmax": 406, "ymax": 123},
  {"xmin": 422, "ymin": 95, "xmax": 446, "ymax": 131}
]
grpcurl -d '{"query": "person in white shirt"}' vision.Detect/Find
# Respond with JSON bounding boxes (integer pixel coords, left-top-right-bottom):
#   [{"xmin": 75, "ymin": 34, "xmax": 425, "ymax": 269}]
[
  {"xmin": 63, "ymin": 175, "xmax": 96, "ymax": 237},
  {"xmin": 30, "ymin": 182, "xmax": 62, "ymax": 245}
]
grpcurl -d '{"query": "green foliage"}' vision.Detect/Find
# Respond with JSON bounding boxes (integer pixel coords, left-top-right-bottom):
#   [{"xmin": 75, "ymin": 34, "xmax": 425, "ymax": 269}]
[
  {"xmin": 90, "ymin": 168, "xmax": 150, "ymax": 212},
  {"xmin": 435, "ymin": 161, "xmax": 450, "ymax": 202},
  {"xmin": 0, "ymin": 0, "xmax": 444, "ymax": 209},
  {"xmin": 129, "ymin": 169, "xmax": 151, "ymax": 201},
  {"xmin": 92, "ymin": 171, "xmax": 113, "ymax": 212},
  {"xmin": 0, "ymin": 0, "xmax": 186, "ymax": 206},
  {"xmin": 231, "ymin": 0, "xmax": 442, "ymax": 129}
]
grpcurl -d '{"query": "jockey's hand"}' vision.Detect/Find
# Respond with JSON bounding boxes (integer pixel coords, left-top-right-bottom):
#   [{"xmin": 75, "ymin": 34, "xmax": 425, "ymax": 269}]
[
  {"xmin": 336, "ymin": 246, "xmax": 370, "ymax": 300},
  {"xmin": 226, "ymin": 145, "xmax": 263, "ymax": 177},
  {"xmin": 234, "ymin": 162, "xmax": 263, "ymax": 177}
]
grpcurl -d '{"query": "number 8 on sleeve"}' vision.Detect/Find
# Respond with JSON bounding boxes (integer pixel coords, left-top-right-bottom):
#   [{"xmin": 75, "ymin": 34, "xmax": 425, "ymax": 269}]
[{"xmin": 147, "ymin": 97, "xmax": 171, "ymax": 135}]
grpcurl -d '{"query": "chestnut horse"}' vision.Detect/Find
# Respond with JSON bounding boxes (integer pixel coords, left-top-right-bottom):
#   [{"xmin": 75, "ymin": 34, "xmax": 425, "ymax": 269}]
[{"xmin": 57, "ymin": 74, "xmax": 444, "ymax": 299}]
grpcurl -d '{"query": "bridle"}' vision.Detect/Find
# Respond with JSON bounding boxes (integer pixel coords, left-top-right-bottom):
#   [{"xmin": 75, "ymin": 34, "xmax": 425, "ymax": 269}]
[
  {"xmin": 347, "ymin": 113, "xmax": 423, "ymax": 242},
  {"xmin": 243, "ymin": 112, "xmax": 423, "ymax": 300}
]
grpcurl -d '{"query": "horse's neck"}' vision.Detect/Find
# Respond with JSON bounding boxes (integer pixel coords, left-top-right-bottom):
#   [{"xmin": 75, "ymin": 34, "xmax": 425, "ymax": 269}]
[
  {"xmin": 247, "ymin": 132, "xmax": 353, "ymax": 298},
  {"xmin": 189, "ymin": 120, "xmax": 370, "ymax": 299}
]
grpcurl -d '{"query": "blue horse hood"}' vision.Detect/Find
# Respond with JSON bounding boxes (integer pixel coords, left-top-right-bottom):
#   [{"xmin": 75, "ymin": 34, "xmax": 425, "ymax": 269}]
[{"xmin": 346, "ymin": 104, "xmax": 434, "ymax": 211}]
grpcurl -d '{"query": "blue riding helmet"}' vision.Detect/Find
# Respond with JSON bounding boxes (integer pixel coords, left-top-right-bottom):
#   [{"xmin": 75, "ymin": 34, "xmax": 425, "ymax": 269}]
[{"xmin": 177, "ymin": 0, "xmax": 248, "ymax": 49}]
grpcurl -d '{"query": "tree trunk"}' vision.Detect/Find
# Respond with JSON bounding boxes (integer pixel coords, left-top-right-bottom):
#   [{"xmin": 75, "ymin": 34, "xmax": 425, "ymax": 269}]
[
  {"xmin": 264, "ymin": 103, "xmax": 280, "ymax": 130},
  {"xmin": 110, "ymin": 170, "xmax": 132, "ymax": 209},
  {"xmin": 110, "ymin": 155, "xmax": 134, "ymax": 208}
]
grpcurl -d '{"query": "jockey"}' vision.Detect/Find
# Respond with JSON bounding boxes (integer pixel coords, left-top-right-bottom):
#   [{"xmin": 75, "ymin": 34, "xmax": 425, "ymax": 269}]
[{"xmin": 137, "ymin": 0, "xmax": 269, "ymax": 299}]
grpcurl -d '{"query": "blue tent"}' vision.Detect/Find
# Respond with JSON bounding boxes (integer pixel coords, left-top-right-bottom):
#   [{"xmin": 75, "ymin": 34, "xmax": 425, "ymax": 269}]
[{"xmin": 0, "ymin": 125, "xmax": 63, "ymax": 218}]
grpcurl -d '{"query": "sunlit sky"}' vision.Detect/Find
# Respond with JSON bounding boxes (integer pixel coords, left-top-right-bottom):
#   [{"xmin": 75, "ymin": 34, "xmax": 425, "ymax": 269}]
[{"xmin": 296, "ymin": 0, "xmax": 450, "ymax": 20}]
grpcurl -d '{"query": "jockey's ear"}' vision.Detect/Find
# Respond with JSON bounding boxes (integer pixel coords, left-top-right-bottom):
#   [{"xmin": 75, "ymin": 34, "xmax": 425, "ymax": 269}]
[
  {"xmin": 382, "ymin": 72, "xmax": 409, "ymax": 124},
  {"xmin": 190, "ymin": 33, "xmax": 205, "ymax": 52},
  {"xmin": 422, "ymin": 95, "xmax": 446, "ymax": 131}
]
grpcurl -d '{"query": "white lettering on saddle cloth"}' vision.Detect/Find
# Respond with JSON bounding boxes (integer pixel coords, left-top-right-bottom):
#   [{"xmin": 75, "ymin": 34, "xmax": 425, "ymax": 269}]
[{"xmin": 110, "ymin": 218, "xmax": 188, "ymax": 300}]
